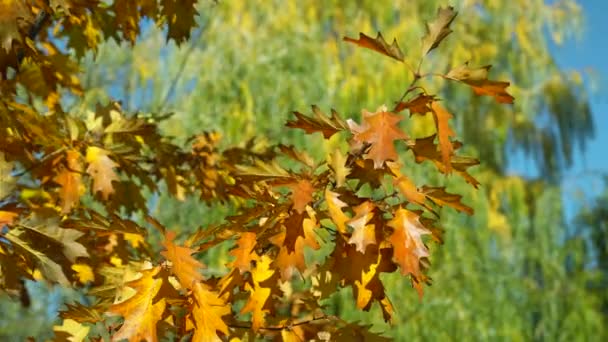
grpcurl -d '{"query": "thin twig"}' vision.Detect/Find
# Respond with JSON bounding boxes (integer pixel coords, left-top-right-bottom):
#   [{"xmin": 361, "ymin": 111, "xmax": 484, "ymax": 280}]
[
  {"xmin": 228, "ymin": 314, "xmax": 330, "ymax": 331},
  {"xmin": 157, "ymin": 29, "xmax": 204, "ymax": 112},
  {"xmin": 16, "ymin": 10, "xmax": 49, "ymax": 65}
]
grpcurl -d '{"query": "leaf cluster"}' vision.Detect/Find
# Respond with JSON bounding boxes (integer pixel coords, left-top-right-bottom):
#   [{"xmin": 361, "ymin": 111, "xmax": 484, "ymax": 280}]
[{"xmin": 0, "ymin": 3, "xmax": 512, "ymax": 340}]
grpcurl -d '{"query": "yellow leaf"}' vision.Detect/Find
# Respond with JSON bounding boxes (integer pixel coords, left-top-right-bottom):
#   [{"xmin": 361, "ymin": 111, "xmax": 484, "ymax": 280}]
[
  {"xmin": 191, "ymin": 283, "xmax": 230, "ymax": 342},
  {"xmin": 161, "ymin": 231, "xmax": 204, "ymax": 290},
  {"xmin": 108, "ymin": 267, "xmax": 166, "ymax": 342},
  {"xmin": 53, "ymin": 319, "xmax": 90, "ymax": 342},
  {"xmin": 72, "ymin": 263, "xmax": 95, "ymax": 284},
  {"xmin": 325, "ymin": 189, "xmax": 349, "ymax": 234}
]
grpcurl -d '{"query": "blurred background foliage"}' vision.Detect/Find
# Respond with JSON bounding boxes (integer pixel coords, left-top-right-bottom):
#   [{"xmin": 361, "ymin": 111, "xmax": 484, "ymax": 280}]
[{"xmin": 3, "ymin": 0, "xmax": 606, "ymax": 340}]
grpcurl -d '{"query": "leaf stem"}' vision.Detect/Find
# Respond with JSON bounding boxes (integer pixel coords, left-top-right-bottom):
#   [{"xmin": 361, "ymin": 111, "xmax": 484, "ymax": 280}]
[{"xmin": 228, "ymin": 314, "xmax": 330, "ymax": 331}]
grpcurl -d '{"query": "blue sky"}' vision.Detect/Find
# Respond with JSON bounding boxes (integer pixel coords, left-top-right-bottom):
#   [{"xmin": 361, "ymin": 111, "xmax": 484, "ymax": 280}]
[{"xmin": 520, "ymin": 0, "xmax": 608, "ymax": 218}]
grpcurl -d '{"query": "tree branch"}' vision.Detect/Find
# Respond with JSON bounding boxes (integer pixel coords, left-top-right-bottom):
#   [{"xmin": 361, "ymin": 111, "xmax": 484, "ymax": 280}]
[
  {"xmin": 228, "ymin": 314, "xmax": 331, "ymax": 331},
  {"xmin": 16, "ymin": 10, "xmax": 50, "ymax": 65}
]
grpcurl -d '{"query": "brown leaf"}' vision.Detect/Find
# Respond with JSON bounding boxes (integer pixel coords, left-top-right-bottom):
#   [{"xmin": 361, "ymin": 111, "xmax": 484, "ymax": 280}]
[
  {"xmin": 349, "ymin": 106, "xmax": 408, "ymax": 169},
  {"xmin": 160, "ymin": 0, "xmax": 198, "ymax": 44},
  {"xmin": 272, "ymin": 209, "xmax": 320, "ymax": 280},
  {"xmin": 287, "ymin": 105, "xmax": 347, "ymax": 138},
  {"xmin": 421, "ymin": 6, "xmax": 458, "ymax": 55},
  {"xmin": 86, "ymin": 146, "xmax": 119, "ymax": 200},
  {"xmin": 410, "ymin": 134, "xmax": 480, "ymax": 188},
  {"xmin": 421, "ymin": 186, "xmax": 473, "ymax": 215},
  {"xmin": 430, "ymin": 101, "xmax": 456, "ymax": 173},
  {"xmin": 394, "ymin": 93, "xmax": 435, "ymax": 115},
  {"xmin": 446, "ymin": 63, "xmax": 514, "ymax": 104},
  {"xmin": 344, "ymin": 32, "xmax": 404, "ymax": 62},
  {"xmin": 0, "ymin": 1, "xmax": 32, "ymax": 51},
  {"xmin": 161, "ymin": 231, "xmax": 204, "ymax": 290}
]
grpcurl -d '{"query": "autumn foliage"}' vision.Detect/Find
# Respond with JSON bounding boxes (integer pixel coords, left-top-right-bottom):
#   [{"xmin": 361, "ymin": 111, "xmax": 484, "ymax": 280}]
[{"xmin": 0, "ymin": 2, "xmax": 513, "ymax": 340}]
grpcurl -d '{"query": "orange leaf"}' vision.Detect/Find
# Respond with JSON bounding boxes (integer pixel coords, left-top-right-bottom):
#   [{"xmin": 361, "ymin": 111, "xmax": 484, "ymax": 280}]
[
  {"xmin": 85, "ymin": 146, "xmax": 119, "ymax": 200},
  {"xmin": 387, "ymin": 162, "xmax": 427, "ymax": 208},
  {"xmin": 108, "ymin": 267, "xmax": 166, "ymax": 342},
  {"xmin": 286, "ymin": 179, "xmax": 315, "ymax": 214},
  {"xmin": 430, "ymin": 101, "xmax": 456, "ymax": 173},
  {"xmin": 191, "ymin": 282, "xmax": 230, "ymax": 342},
  {"xmin": 228, "ymin": 232, "xmax": 258, "ymax": 273},
  {"xmin": 343, "ymin": 32, "xmax": 404, "ymax": 62},
  {"xmin": 0, "ymin": 210, "xmax": 17, "ymax": 226},
  {"xmin": 349, "ymin": 106, "xmax": 408, "ymax": 169},
  {"xmin": 161, "ymin": 231, "xmax": 204, "ymax": 290},
  {"xmin": 347, "ymin": 202, "xmax": 377, "ymax": 253},
  {"xmin": 387, "ymin": 208, "xmax": 430, "ymax": 280},
  {"xmin": 446, "ymin": 63, "xmax": 514, "ymax": 104},
  {"xmin": 54, "ymin": 149, "xmax": 83, "ymax": 214}
]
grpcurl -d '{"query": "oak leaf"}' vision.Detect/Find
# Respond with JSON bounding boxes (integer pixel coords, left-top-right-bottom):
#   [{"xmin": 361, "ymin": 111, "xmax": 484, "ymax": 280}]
[
  {"xmin": 328, "ymin": 149, "xmax": 350, "ymax": 187},
  {"xmin": 287, "ymin": 105, "xmax": 347, "ymax": 138},
  {"xmin": 348, "ymin": 106, "xmax": 408, "ymax": 169},
  {"xmin": 0, "ymin": 0, "xmax": 32, "ymax": 51},
  {"xmin": 228, "ymin": 232, "xmax": 258, "ymax": 273},
  {"xmin": 161, "ymin": 231, "xmax": 204, "ymax": 290},
  {"xmin": 394, "ymin": 93, "xmax": 435, "ymax": 115},
  {"xmin": 387, "ymin": 208, "xmax": 430, "ymax": 282},
  {"xmin": 325, "ymin": 189, "xmax": 349, "ymax": 234},
  {"xmin": 53, "ymin": 318, "xmax": 90, "ymax": 342},
  {"xmin": 421, "ymin": 6, "xmax": 458, "ymax": 56},
  {"xmin": 347, "ymin": 202, "xmax": 377, "ymax": 253},
  {"xmin": 108, "ymin": 267, "xmax": 166, "ymax": 342},
  {"xmin": 411, "ymin": 134, "xmax": 480, "ymax": 188},
  {"xmin": 285, "ymin": 179, "xmax": 315, "ymax": 214},
  {"xmin": 421, "ymin": 186, "xmax": 473, "ymax": 215},
  {"xmin": 0, "ymin": 151, "xmax": 16, "ymax": 199},
  {"xmin": 161, "ymin": 0, "xmax": 198, "ymax": 44},
  {"xmin": 343, "ymin": 32, "xmax": 405, "ymax": 62},
  {"xmin": 191, "ymin": 282, "xmax": 230, "ymax": 342},
  {"xmin": 4, "ymin": 228, "xmax": 70, "ymax": 285},
  {"xmin": 85, "ymin": 146, "xmax": 119, "ymax": 200},
  {"xmin": 72, "ymin": 263, "xmax": 95, "ymax": 284},
  {"xmin": 54, "ymin": 150, "xmax": 84, "ymax": 214},
  {"xmin": 446, "ymin": 63, "xmax": 514, "ymax": 104},
  {"xmin": 272, "ymin": 210, "xmax": 320, "ymax": 280},
  {"xmin": 430, "ymin": 101, "xmax": 456, "ymax": 172},
  {"xmin": 241, "ymin": 255, "xmax": 278, "ymax": 331},
  {"xmin": 0, "ymin": 210, "xmax": 17, "ymax": 226}
]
